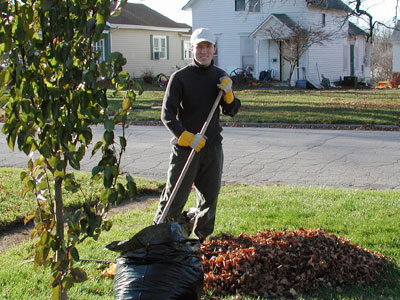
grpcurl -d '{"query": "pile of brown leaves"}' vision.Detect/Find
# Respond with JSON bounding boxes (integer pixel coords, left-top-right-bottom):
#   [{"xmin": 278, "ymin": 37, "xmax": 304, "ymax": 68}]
[{"xmin": 201, "ymin": 228, "xmax": 388, "ymax": 298}]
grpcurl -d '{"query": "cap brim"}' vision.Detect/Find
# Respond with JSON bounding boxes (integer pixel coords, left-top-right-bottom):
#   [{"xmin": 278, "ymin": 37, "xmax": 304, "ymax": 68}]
[{"xmin": 193, "ymin": 38, "xmax": 215, "ymax": 45}]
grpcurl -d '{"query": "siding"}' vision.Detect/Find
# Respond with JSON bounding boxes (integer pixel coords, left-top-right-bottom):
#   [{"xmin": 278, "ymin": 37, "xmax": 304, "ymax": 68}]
[
  {"xmin": 302, "ymin": 7, "xmax": 348, "ymax": 83},
  {"xmin": 111, "ymin": 28, "xmax": 191, "ymax": 78}
]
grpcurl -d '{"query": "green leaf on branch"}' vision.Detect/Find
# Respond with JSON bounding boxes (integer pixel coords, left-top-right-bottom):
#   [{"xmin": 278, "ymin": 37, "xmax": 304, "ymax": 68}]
[
  {"xmin": 24, "ymin": 209, "xmax": 36, "ymax": 225},
  {"xmin": 91, "ymin": 165, "xmax": 102, "ymax": 177},
  {"xmin": 6, "ymin": 130, "xmax": 16, "ymax": 151},
  {"xmin": 91, "ymin": 141, "xmax": 103, "ymax": 157},
  {"xmin": 63, "ymin": 274, "xmax": 75, "ymax": 290},
  {"xmin": 119, "ymin": 136, "xmax": 126, "ymax": 149},
  {"xmin": 104, "ymin": 166, "xmax": 113, "ymax": 188},
  {"xmin": 54, "ymin": 168, "xmax": 65, "ymax": 179},
  {"xmin": 103, "ymin": 131, "xmax": 114, "ymax": 145},
  {"xmin": 94, "ymin": 13, "xmax": 106, "ymax": 40},
  {"xmin": 64, "ymin": 173, "xmax": 80, "ymax": 193},
  {"xmin": 49, "ymin": 156, "xmax": 59, "ymax": 168},
  {"xmin": 69, "ymin": 247, "xmax": 80, "ymax": 262},
  {"xmin": 122, "ymin": 97, "xmax": 132, "ymax": 112},
  {"xmin": 104, "ymin": 119, "xmax": 115, "ymax": 132},
  {"xmin": 71, "ymin": 267, "xmax": 88, "ymax": 283},
  {"xmin": 99, "ymin": 61, "xmax": 112, "ymax": 77},
  {"xmin": 125, "ymin": 174, "xmax": 137, "ymax": 199},
  {"xmin": 117, "ymin": 182, "xmax": 126, "ymax": 203},
  {"xmin": 102, "ymin": 220, "xmax": 112, "ymax": 231},
  {"xmin": 107, "ymin": 187, "xmax": 118, "ymax": 204}
]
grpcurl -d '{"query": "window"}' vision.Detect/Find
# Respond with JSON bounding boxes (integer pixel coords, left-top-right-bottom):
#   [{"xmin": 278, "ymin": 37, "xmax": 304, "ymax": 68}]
[
  {"xmin": 235, "ymin": 0, "xmax": 245, "ymax": 11},
  {"xmin": 322, "ymin": 13, "xmax": 326, "ymax": 26},
  {"xmin": 92, "ymin": 39, "xmax": 105, "ymax": 63},
  {"xmin": 152, "ymin": 35, "xmax": 167, "ymax": 59},
  {"xmin": 183, "ymin": 40, "xmax": 192, "ymax": 60},
  {"xmin": 213, "ymin": 40, "xmax": 218, "ymax": 66},
  {"xmin": 240, "ymin": 36, "xmax": 254, "ymax": 72},
  {"xmin": 249, "ymin": 0, "xmax": 260, "ymax": 12}
]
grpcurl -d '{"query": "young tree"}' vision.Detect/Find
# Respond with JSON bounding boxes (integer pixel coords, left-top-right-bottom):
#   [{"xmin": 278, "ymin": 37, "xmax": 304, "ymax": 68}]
[{"xmin": 0, "ymin": 0, "xmax": 139, "ymax": 299}]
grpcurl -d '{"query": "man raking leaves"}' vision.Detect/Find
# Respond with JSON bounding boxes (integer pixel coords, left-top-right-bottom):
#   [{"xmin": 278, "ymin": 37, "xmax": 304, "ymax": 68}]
[{"xmin": 154, "ymin": 28, "xmax": 241, "ymax": 240}]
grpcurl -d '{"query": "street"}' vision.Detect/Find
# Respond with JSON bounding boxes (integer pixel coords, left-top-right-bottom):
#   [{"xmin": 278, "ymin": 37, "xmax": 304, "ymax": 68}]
[{"xmin": 1, "ymin": 124, "xmax": 399, "ymax": 190}]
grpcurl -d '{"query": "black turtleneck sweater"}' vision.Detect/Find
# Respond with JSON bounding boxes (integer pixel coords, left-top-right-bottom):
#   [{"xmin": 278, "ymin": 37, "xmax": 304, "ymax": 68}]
[{"xmin": 161, "ymin": 60, "xmax": 241, "ymax": 146}]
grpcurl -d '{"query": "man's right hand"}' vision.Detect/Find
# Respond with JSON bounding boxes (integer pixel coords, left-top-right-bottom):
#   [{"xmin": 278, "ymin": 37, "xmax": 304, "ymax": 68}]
[{"xmin": 178, "ymin": 131, "xmax": 206, "ymax": 152}]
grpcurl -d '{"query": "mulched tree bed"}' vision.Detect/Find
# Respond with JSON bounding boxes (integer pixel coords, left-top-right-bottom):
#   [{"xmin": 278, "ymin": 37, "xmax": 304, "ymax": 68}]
[{"xmin": 201, "ymin": 228, "xmax": 389, "ymax": 298}]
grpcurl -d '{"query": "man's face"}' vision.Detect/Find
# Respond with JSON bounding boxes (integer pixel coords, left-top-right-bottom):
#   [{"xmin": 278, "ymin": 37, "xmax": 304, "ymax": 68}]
[{"xmin": 191, "ymin": 41, "xmax": 216, "ymax": 67}]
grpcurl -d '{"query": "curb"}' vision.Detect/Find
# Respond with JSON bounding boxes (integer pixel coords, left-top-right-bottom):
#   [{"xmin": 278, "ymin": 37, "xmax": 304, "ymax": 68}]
[{"xmin": 129, "ymin": 121, "xmax": 400, "ymax": 131}]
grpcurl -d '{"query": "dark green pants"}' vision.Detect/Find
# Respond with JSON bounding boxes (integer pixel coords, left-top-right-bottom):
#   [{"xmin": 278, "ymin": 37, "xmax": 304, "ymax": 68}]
[{"xmin": 154, "ymin": 144, "xmax": 223, "ymax": 239}]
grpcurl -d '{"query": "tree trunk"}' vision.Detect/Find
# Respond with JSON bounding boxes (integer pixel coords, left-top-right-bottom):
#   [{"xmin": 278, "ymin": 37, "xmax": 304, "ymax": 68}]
[
  {"xmin": 54, "ymin": 177, "xmax": 64, "ymax": 245},
  {"xmin": 288, "ymin": 64, "xmax": 296, "ymax": 87},
  {"xmin": 54, "ymin": 177, "xmax": 68, "ymax": 300}
]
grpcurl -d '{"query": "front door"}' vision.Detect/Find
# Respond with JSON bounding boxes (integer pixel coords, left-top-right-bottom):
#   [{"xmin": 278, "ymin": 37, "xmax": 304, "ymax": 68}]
[{"xmin": 280, "ymin": 42, "xmax": 291, "ymax": 81}]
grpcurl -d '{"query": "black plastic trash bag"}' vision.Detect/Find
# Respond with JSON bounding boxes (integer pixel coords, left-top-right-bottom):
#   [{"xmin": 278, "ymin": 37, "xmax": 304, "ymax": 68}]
[{"xmin": 105, "ymin": 222, "xmax": 204, "ymax": 300}]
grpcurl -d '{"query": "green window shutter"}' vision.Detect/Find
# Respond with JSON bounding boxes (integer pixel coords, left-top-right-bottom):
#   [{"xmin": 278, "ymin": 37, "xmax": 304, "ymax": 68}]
[
  {"xmin": 181, "ymin": 40, "xmax": 184, "ymax": 60},
  {"xmin": 166, "ymin": 36, "xmax": 169, "ymax": 60},
  {"xmin": 150, "ymin": 35, "xmax": 153, "ymax": 60},
  {"xmin": 104, "ymin": 33, "xmax": 110, "ymax": 61}
]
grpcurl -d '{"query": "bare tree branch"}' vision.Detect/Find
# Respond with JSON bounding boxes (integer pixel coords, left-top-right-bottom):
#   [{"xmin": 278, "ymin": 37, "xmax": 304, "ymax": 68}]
[{"xmin": 346, "ymin": 0, "xmax": 399, "ymax": 41}]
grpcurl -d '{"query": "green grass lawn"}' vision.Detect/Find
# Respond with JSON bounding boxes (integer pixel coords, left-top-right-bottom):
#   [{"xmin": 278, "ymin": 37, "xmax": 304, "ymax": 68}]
[
  {"xmin": 106, "ymin": 88, "xmax": 400, "ymax": 126},
  {"xmin": 3, "ymin": 88, "xmax": 400, "ymax": 126},
  {"xmin": 0, "ymin": 168, "xmax": 400, "ymax": 299}
]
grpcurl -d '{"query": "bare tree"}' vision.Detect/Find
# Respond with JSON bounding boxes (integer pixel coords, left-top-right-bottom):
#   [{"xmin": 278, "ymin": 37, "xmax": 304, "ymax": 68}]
[
  {"xmin": 263, "ymin": 22, "xmax": 334, "ymax": 86},
  {"xmin": 370, "ymin": 25, "xmax": 393, "ymax": 83}
]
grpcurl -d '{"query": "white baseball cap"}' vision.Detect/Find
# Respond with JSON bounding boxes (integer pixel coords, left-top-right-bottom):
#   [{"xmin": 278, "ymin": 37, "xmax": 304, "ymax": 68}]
[{"xmin": 190, "ymin": 28, "xmax": 216, "ymax": 46}]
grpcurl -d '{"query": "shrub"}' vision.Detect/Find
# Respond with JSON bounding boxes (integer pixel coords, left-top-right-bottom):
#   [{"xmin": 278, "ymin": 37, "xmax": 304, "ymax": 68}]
[{"xmin": 142, "ymin": 69, "xmax": 154, "ymax": 84}]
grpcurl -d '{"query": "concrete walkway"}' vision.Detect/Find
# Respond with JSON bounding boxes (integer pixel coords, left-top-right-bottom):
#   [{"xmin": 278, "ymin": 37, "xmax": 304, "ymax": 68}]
[{"xmin": 1, "ymin": 124, "xmax": 399, "ymax": 190}]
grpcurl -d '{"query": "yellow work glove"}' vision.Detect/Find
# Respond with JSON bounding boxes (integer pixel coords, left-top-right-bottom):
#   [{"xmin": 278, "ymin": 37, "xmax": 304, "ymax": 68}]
[
  {"xmin": 217, "ymin": 76, "xmax": 234, "ymax": 104},
  {"xmin": 178, "ymin": 131, "xmax": 206, "ymax": 152}
]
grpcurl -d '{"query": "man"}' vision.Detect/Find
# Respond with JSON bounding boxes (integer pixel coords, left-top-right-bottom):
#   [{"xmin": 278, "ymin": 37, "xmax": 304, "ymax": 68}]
[{"xmin": 153, "ymin": 28, "xmax": 241, "ymax": 240}]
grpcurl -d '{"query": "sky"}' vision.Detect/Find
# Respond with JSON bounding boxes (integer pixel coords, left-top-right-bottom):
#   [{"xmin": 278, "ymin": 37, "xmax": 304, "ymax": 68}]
[
  {"xmin": 128, "ymin": 0, "xmax": 192, "ymax": 25},
  {"xmin": 128, "ymin": 0, "xmax": 399, "ymax": 27}
]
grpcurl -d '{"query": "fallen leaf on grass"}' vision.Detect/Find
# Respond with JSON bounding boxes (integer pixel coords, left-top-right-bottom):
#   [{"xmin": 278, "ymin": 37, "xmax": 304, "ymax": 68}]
[{"xmin": 99, "ymin": 263, "xmax": 116, "ymax": 278}]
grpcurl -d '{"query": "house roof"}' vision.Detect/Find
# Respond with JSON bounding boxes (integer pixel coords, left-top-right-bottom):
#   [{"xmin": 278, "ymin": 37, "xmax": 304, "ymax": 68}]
[
  {"xmin": 184, "ymin": 0, "xmax": 352, "ymax": 12},
  {"xmin": 108, "ymin": 3, "xmax": 191, "ymax": 30},
  {"xmin": 306, "ymin": 0, "xmax": 353, "ymax": 13},
  {"xmin": 348, "ymin": 22, "xmax": 368, "ymax": 36},
  {"xmin": 392, "ymin": 20, "xmax": 400, "ymax": 42},
  {"xmin": 272, "ymin": 14, "xmax": 298, "ymax": 31},
  {"xmin": 249, "ymin": 14, "xmax": 301, "ymax": 39},
  {"xmin": 182, "ymin": 0, "xmax": 196, "ymax": 10}
]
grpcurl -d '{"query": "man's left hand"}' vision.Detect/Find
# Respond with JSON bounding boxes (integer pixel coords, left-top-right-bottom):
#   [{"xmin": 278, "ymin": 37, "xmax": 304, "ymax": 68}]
[{"xmin": 217, "ymin": 76, "xmax": 234, "ymax": 104}]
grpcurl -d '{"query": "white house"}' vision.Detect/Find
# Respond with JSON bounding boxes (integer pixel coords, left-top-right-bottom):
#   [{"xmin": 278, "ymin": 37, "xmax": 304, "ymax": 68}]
[
  {"xmin": 183, "ymin": 0, "xmax": 370, "ymax": 86},
  {"xmin": 391, "ymin": 20, "xmax": 400, "ymax": 83}
]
